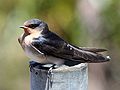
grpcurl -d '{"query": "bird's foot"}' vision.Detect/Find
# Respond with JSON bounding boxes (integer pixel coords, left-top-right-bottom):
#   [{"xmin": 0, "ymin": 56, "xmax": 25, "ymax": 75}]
[{"xmin": 29, "ymin": 61, "xmax": 50, "ymax": 72}]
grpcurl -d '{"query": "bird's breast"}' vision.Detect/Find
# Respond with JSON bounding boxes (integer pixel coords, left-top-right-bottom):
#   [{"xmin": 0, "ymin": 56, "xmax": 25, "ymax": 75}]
[
  {"xmin": 22, "ymin": 35, "xmax": 47, "ymax": 63},
  {"xmin": 24, "ymin": 45, "xmax": 48, "ymax": 63},
  {"xmin": 24, "ymin": 36, "xmax": 33, "ymax": 45}
]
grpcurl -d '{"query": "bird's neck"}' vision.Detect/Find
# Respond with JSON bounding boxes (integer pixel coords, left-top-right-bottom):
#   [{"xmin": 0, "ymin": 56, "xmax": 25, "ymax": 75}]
[{"xmin": 41, "ymin": 27, "xmax": 49, "ymax": 35}]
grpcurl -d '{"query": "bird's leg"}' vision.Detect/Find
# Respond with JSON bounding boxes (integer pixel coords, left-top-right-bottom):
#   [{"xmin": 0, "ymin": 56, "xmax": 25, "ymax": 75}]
[
  {"xmin": 29, "ymin": 61, "xmax": 50, "ymax": 72},
  {"xmin": 47, "ymin": 64, "xmax": 56, "ymax": 89}
]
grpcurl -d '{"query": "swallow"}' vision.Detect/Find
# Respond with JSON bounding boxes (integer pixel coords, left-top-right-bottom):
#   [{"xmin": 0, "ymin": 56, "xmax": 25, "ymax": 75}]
[{"xmin": 18, "ymin": 19, "xmax": 110, "ymax": 67}]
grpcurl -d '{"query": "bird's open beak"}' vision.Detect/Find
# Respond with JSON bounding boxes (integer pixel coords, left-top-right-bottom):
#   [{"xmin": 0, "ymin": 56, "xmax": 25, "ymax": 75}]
[{"xmin": 19, "ymin": 26, "xmax": 28, "ymax": 29}]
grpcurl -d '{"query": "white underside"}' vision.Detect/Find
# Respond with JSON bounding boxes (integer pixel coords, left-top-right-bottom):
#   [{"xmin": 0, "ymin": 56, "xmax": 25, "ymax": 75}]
[{"xmin": 24, "ymin": 45, "xmax": 64, "ymax": 65}]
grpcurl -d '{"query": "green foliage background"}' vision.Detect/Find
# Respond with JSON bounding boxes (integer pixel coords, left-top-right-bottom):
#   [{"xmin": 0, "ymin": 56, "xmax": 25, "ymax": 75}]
[
  {"xmin": 0, "ymin": 0, "xmax": 119, "ymax": 90},
  {"xmin": 0, "ymin": 0, "xmax": 81, "ymax": 90}
]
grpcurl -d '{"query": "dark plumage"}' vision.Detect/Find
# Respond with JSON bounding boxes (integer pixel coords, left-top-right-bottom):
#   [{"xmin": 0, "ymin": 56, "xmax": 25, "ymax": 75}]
[{"xmin": 18, "ymin": 19, "xmax": 110, "ymax": 66}]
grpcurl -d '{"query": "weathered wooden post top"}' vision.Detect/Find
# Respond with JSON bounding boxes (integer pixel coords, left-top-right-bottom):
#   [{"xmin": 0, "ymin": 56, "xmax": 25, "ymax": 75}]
[{"xmin": 30, "ymin": 61, "xmax": 88, "ymax": 90}]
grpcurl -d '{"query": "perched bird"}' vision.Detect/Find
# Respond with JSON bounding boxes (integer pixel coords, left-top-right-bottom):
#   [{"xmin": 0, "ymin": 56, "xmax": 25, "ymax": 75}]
[{"xmin": 18, "ymin": 19, "xmax": 110, "ymax": 67}]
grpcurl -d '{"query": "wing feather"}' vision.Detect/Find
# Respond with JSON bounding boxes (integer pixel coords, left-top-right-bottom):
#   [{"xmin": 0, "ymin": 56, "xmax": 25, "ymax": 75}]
[{"xmin": 31, "ymin": 32, "xmax": 110, "ymax": 63}]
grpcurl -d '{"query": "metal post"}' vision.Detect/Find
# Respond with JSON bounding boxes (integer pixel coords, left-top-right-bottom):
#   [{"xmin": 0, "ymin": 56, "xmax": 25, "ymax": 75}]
[{"xmin": 30, "ymin": 61, "xmax": 88, "ymax": 90}]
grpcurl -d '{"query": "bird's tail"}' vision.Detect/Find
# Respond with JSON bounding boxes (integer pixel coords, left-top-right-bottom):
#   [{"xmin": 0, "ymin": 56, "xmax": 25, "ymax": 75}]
[
  {"xmin": 71, "ymin": 46, "xmax": 111, "ymax": 63},
  {"xmin": 78, "ymin": 47, "xmax": 107, "ymax": 53}
]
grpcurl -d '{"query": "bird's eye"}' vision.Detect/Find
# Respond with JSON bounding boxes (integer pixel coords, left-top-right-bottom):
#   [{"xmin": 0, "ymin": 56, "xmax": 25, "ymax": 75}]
[{"xmin": 28, "ymin": 24, "xmax": 39, "ymax": 29}]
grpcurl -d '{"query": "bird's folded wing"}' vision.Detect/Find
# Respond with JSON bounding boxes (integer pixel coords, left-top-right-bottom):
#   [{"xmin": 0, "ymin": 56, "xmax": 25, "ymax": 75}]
[
  {"xmin": 30, "ymin": 44, "xmax": 44, "ymax": 55},
  {"xmin": 31, "ymin": 39, "xmax": 110, "ymax": 63}
]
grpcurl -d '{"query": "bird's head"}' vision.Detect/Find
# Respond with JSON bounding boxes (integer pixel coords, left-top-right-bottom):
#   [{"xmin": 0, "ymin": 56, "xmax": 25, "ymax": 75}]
[{"xmin": 19, "ymin": 19, "xmax": 48, "ymax": 35}]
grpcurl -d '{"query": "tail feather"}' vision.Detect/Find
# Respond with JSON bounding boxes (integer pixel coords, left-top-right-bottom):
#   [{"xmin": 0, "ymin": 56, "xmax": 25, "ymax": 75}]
[
  {"xmin": 106, "ymin": 56, "xmax": 111, "ymax": 61},
  {"xmin": 69, "ymin": 45, "xmax": 111, "ymax": 63},
  {"xmin": 79, "ymin": 47, "xmax": 107, "ymax": 53}
]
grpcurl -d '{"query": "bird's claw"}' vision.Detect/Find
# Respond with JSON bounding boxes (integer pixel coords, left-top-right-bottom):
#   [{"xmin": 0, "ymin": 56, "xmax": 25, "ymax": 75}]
[{"xmin": 29, "ymin": 61, "xmax": 48, "ymax": 72}]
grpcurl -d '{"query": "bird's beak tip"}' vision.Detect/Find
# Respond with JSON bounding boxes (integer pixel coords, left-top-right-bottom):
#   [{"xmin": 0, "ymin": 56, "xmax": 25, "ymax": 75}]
[
  {"xmin": 19, "ymin": 26, "xmax": 27, "ymax": 29},
  {"xmin": 19, "ymin": 26, "xmax": 24, "ymax": 28}
]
